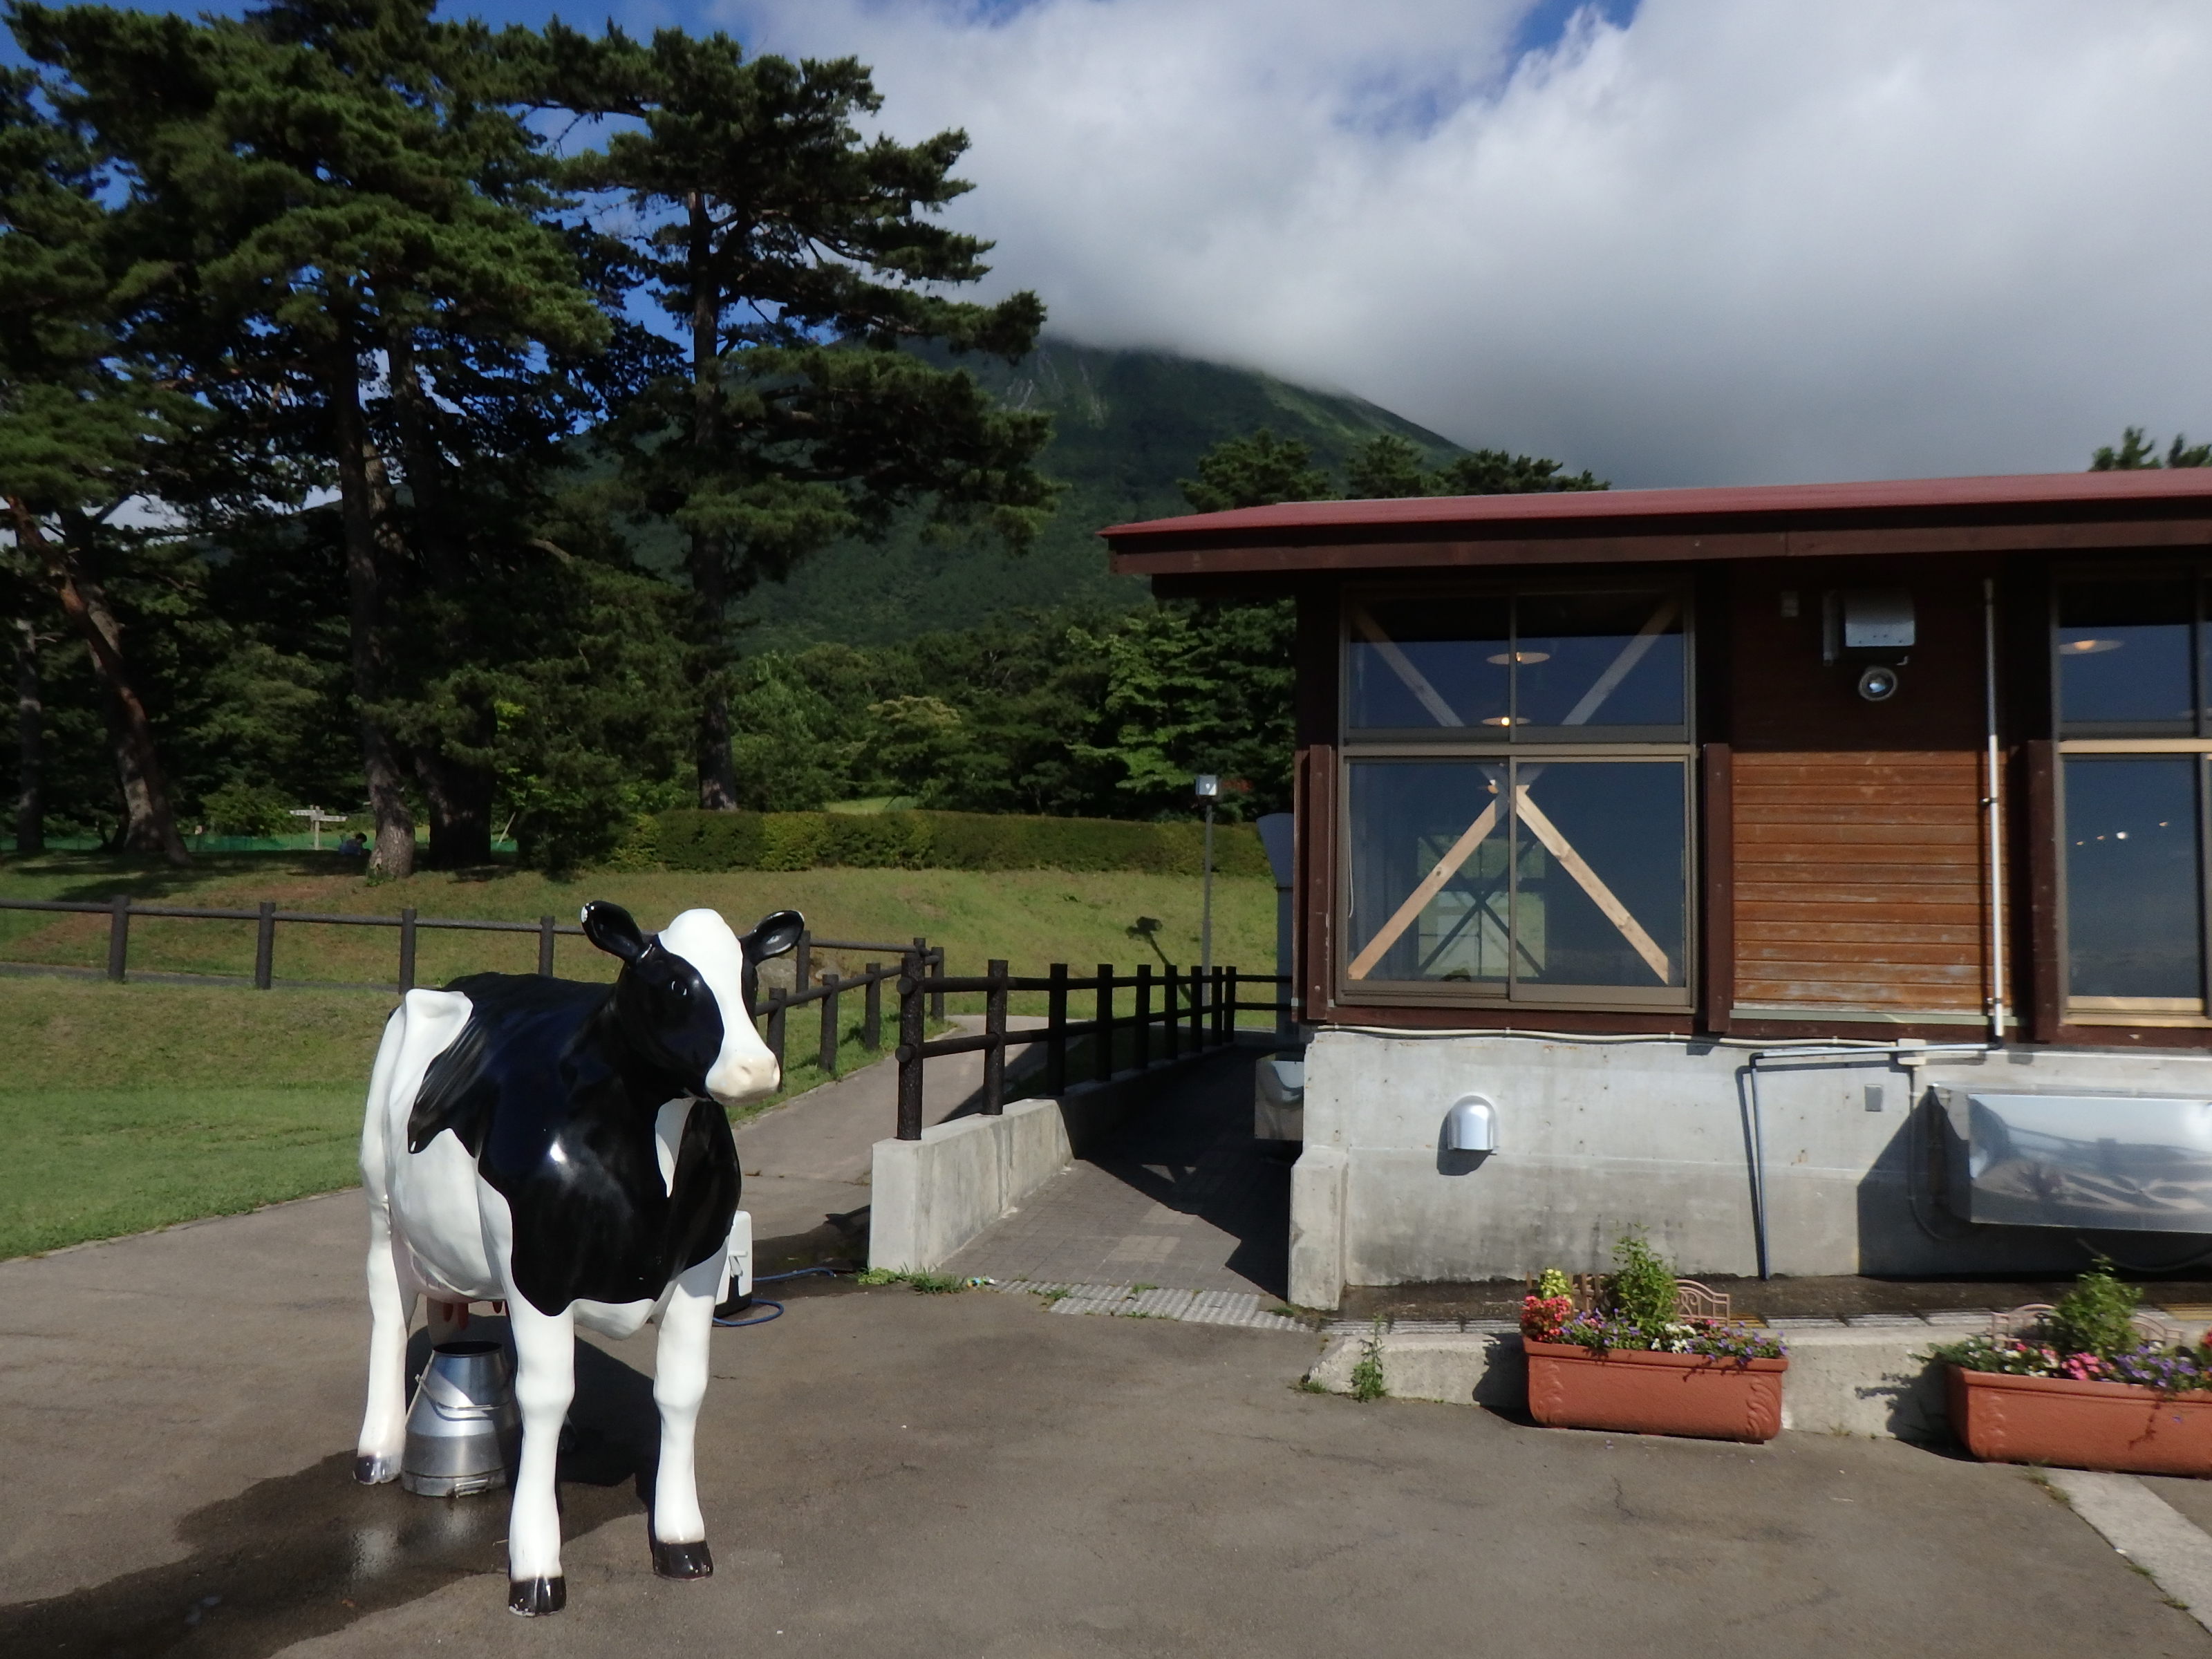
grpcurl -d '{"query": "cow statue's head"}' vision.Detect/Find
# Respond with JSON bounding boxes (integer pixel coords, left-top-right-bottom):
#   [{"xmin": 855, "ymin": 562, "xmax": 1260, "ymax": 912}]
[{"xmin": 581, "ymin": 901, "xmax": 805, "ymax": 1107}]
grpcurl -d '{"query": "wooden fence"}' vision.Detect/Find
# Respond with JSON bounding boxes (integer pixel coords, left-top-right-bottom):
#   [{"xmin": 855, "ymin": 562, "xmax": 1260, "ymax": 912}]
[{"xmin": 0, "ymin": 897, "xmax": 1290, "ymax": 1132}]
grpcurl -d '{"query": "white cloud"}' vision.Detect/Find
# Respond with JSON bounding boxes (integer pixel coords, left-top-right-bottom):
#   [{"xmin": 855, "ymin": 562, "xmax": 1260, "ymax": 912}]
[{"xmin": 723, "ymin": 0, "xmax": 2212, "ymax": 486}]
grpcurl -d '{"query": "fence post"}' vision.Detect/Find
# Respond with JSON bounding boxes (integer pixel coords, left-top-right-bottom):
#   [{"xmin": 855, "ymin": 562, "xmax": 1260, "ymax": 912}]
[
  {"xmin": 765, "ymin": 989, "xmax": 787, "ymax": 1080},
  {"xmin": 254, "ymin": 900, "xmax": 276, "ymax": 991},
  {"xmin": 106, "ymin": 892, "xmax": 129, "ymax": 982},
  {"xmin": 794, "ymin": 932, "xmax": 812, "ymax": 1000},
  {"xmin": 537, "ymin": 914, "xmax": 555, "ymax": 977},
  {"xmin": 1094, "ymin": 964, "xmax": 1114, "ymax": 1083},
  {"xmin": 1215, "ymin": 967, "xmax": 1230, "ymax": 1043},
  {"xmin": 929, "ymin": 946, "xmax": 946, "ymax": 1022},
  {"xmin": 819, "ymin": 974, "xmax": 841, "ymax": 1078},
  {"xmin": 896, "ymin": 949, "xmax": 925, "ymax": 1141},
  {"xmin": 1163, "ymin": 964, "xmax": 1180, "ymax": 1062},
  {"xmin": 863, "ymin": 964, "xmax": 882, "ymax": 1050},
  {"xmin": 983, "ymin": 958, "xmax": 1008, "ymax": 1114},
  {"xmin": 1046, "ymin": 964, "xmax": 1068, "ymax": 1095},
  {"xmin": 397, "ymin": 906, "xmax": 416, "ymax": 993},
  {"xmin": 1134, "ymin": 964, "xmax": 1152, "ymax": 1071},
  {"xmin": 1189, "ymin": 964, "xmax": 1203, "ymax": 1049}
]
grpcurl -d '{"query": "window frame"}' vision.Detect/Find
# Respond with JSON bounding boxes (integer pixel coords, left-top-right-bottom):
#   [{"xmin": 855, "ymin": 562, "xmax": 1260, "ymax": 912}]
[
  {"xmin": 2052, "ymin": 562, "xmax": 2212, "ymax": 1028},
  {"xmin": 1335, "ymin": 580, "xmax": 1698, "ymax": 1014}
]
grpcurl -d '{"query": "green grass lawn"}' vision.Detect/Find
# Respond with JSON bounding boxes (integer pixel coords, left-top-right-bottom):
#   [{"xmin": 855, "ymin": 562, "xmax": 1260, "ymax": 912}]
[
  {"xmin": 0, "ymin": 847, "xmax": 1270, "ymax": 1259},
  {"xmin": 0, "ymin": 851, "xmax": 1275, "ymax": 1016}
]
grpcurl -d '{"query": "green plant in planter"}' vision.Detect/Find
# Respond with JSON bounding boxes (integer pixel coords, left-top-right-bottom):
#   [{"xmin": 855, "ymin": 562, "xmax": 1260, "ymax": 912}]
[
  {"xmin": 2047, "ymin": 1257, "xmax": 2144, "ymax": 1359},
  {"xmin": 1605, "ymin": 1230, "xmax": 1678, "ymax": 1333},
  {"xmin": 1522, "ymin": 1230, "xmax": 1783, "ymax": 1362},
  {"xmin": 1933, "ymin": 1259, "xmax": 2212, "ymax": 1390}
]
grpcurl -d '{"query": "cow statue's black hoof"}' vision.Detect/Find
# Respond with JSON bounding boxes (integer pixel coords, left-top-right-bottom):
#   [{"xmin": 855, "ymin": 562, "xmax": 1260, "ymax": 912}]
[
  {"xmin": 508, "ymin": 1576, "xmax": 566, "ymax": 1616},
  {"xmin": 650, "ymin": 1535, "xmax": 715, "ymax": 1580},
  {"xmin": 354, "ymin": 1453, "xmax": 399, "ymax": 1485}
]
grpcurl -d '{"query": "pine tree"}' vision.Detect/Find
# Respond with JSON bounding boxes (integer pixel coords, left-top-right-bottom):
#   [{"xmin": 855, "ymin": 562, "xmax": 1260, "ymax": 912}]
[
  {"xmin": 19, "ymin": 0, "xmax": 612, "ymax": 874},
  {"xmin": 554, "ymin": 26, "xmax": 1056, "ymax": 809},
  {"xmin": 0, "ymin": 64, "xmax": 195, "ymax": 862}
]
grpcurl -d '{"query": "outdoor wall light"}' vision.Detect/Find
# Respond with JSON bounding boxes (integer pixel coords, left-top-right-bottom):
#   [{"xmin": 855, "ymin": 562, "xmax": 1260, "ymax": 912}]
[
  {"xmin": 1441, "ymin": 1094, "xmax": 1499, "ymax": 1155},
  {"xmin": 1857, "ymin": 664, "xmax": 1900, "ymax": 702}
]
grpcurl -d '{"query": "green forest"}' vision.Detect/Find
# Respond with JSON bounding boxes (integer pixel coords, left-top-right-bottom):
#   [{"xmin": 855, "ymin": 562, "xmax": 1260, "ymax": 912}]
[{"xmin": 0, "ymin": 0, "xmax": 1607, "ymax": 874}]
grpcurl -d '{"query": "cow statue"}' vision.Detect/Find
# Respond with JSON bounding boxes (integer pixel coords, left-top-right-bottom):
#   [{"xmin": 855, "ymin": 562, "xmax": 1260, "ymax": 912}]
[{"xmin": 353, "ymin": 901, "xmax": 804, "ymax": 1615}]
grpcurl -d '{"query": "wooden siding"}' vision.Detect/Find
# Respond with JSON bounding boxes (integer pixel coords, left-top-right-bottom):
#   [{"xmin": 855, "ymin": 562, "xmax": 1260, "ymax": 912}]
[{"xmin": 1734, "ymin": 750, "xmax": 1987, "ymax": 1013}]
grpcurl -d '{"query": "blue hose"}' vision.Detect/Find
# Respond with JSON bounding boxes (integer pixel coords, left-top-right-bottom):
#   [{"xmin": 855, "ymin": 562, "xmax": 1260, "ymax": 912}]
[{"xmin": 712, "ymin": 1266, "xmax": 840, "ymax": 1328}]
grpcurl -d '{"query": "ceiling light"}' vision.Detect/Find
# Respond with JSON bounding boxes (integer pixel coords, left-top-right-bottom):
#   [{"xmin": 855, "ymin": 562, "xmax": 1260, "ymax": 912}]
[
  {"xmin": 2061, "ymin": 638, "xmax": 2123, "ymax": 655},
  {"xmin": 1485, "ymin": 650, "xmax": 1551, "ymax": 664}
]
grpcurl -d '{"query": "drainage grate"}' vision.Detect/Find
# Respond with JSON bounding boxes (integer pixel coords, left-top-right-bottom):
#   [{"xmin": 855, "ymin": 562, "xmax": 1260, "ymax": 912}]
[{"xmin": 997, "ymin": 1280, "xmax": 1305, "ymax": 1332}]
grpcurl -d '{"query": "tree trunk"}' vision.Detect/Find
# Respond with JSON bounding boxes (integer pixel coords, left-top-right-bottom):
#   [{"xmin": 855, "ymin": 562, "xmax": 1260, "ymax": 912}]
[
  {"xmin": 391, "ymin": 338, "xmax": 494, "ymax": 865},
  {"xmin": 6, "ymin": 500, "xmax": 188, "ymax": 865},
  {"xmin": 328, "ymin": 346, "xmax": 416, "ymax": 880},
  {"xmin": 12, "ymin": 615, "xmax": 41, "ymax": 856},
  {"xmin": 686, "ymin": 189, "xmax": 740, "ymax": 812}
]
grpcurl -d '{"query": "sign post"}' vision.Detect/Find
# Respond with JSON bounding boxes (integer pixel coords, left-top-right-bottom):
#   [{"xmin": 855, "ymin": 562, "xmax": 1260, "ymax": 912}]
[{"xmin": 288, "ymin": 805, "xmax": 346, "ymax": 850}]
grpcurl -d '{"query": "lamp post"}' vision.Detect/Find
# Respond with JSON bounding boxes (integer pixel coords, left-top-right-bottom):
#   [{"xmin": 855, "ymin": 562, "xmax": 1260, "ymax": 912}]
[{"xmin": 1193, "ymin": 775, "xmax": 1218, "ymax": 1011}]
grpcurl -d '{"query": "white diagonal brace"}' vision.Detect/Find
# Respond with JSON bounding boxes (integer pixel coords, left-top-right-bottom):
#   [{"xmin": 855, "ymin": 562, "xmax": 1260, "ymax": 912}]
[
  {"xmin": 1350, "ymin": 604, "xmax": 1465, "ymax": 727},
  {"xmin": 1558, "ymin": 595, "xmax": 1680, "ymax": 728},
  {"xmin": 1347, "ymin": 801, "xmax": 1497, "ymax": 981},
  {"xmin": 1514, "ymin": 788, "xmax": 1673, "ymax": 984}
]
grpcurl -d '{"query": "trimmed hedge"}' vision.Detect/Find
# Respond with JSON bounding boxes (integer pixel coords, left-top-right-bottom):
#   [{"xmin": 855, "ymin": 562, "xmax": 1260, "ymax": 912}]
[{"xmin": 643, "ymin": 809, "xmax": 1271, "ymax": 878}]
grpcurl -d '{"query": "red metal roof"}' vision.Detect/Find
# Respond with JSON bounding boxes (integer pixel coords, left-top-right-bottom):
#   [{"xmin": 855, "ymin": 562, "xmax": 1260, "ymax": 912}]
[
  {"xmin": 1099, "ymin": 467, "xmax": 2212, "ymax": 545},
  {"xmin": 1100, "ymin": 467, "xmax": 2212, "ymax": 579}
]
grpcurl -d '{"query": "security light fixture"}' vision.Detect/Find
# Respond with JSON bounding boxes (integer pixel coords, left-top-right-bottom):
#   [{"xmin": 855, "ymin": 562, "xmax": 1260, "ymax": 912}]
[
  {"xmin": 1858, "ymin": 665, "xmax": 1900, "ymax": 702},
  {"xmin": 1193, "ymin": 774, "xmax": 1219, "ymax": 799}
]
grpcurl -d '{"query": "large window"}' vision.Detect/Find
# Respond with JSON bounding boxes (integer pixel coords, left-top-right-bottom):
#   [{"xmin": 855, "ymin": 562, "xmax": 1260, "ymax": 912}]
[
  {"xmin": 1340, "ymin": 587, "xmax": 1693, "ymax": 1009},
  {"xmin": 2056, "ymin": 572, "xmax": 2212, "ymax": 1025}
]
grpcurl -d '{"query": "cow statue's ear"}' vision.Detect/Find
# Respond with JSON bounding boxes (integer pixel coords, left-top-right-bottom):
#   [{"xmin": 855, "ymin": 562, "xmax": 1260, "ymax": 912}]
[
  {"xmin": 741, "ymin": 910, "xmax": 805, "ymax": 962},
  {"xmin": 581, "ymin": 901, "xmax": 650, "ymax": 964}
]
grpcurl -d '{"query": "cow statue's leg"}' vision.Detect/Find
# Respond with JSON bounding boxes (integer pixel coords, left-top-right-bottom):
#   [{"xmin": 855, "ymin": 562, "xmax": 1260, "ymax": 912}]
[
  {"xmin": 355, "ymin": 1197, "xmax": 420, "ymax": 1483},
  {"xmin": 648, "ymin": 1245, "xmax": 724, "ymax": 1577},
  {"xmin": 503, "ymin": 1293, "xmax": 577, "ymax": 1615}
]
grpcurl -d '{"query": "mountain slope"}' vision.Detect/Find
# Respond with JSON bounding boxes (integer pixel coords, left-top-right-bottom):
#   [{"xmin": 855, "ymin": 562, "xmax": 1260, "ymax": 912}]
[{"xmin": 729, "ymin": 339, "xmax": 1463, "ymax": 651}]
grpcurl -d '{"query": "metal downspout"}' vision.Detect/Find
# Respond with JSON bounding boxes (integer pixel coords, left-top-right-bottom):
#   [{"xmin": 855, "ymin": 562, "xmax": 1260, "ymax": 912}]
[
  {"xmin": 1985, "ymin": 577, "xmax": 2007, "ymax": 1044},
  {"xmin": 1744, "ymin": 1042, "xmax": 1991, "ymax": 1280}
]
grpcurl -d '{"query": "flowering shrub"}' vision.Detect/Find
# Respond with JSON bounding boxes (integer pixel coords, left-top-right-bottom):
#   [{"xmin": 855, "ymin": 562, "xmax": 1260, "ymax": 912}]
[
  {"xmin": 1931, "ymin": 1259, "xmax": 2212, "ymax": 1395},
  {"xmin": 1520, "ymin": 1294, "xmax": 1575, "ymax": 1342},
  {"xmin": 1521, "ymin": 1230, "xmax": 1785, "ymax": 1362},
  {"xmin": 1933, "ymin": 1331, "xmax": 2212, "ymax": 1394},
  {"xmin": 1536, "ymin": 1309, "xmax": 1785, "ymax": 1363}
]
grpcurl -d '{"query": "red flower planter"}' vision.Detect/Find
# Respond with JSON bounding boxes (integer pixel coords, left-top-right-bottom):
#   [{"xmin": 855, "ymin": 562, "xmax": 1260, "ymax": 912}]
[
  {"xmin": 1524, "ymin": 1338, "xmax": 1785, "ymax": 1443},
  {"xmin": 1947, "ymin": 1365, "xmax": 2212, "ymax": 1475}
]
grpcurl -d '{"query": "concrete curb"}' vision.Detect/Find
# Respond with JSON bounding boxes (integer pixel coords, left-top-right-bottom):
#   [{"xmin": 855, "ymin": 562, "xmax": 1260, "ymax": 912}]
[
  {"xmin": 1303, "ymin": 1322, "xmax": 1966, "ymax": 1440},
  {"xmin": 868, "ymin": 1051, "xmax": 1237, "ymax": 1273}
]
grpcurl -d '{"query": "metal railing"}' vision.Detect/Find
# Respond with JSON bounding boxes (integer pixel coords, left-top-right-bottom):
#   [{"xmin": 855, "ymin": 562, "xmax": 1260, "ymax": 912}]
[{"xmin": 890, "ymin": 958, "xmax": 1288, "ymax": 1139}]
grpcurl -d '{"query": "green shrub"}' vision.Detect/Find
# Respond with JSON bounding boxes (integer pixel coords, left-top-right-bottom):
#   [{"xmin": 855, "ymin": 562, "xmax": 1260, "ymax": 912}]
[
  {"xmin": 1604, "ymin": 1230, "xmax": 1678, "ymax": 1331},
  {"xmin": 655, "ymin": 810, "xmax": 766, "ymax": 872},
  {"xmin": 199, "ymin": 782, "xmax": 295, "ymax": 838},
  {"xmin": 2047, "ymin": 1257, "xmax": 2144, "ymax": 1360},
  {"xmin": 636, "ymin": 807, "xmax": 1269, "ymax": 877}
]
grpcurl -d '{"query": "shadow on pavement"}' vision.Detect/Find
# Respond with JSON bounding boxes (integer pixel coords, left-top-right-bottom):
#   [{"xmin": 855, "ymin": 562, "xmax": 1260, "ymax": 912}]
[
  {"xmin": 0, "ymin": 1336, "xmax": 656, "ymax": 1659},
  {"xmin": 1086, "ymin": 1053, "xmax": 1292, "ymax": 1300}
]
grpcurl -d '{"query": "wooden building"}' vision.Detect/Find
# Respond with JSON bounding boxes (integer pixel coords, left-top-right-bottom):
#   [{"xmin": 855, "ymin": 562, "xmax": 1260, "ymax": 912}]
[{"xmin": 1103, "ymin": 471, "xmax": 2212, "ymax": 1303}]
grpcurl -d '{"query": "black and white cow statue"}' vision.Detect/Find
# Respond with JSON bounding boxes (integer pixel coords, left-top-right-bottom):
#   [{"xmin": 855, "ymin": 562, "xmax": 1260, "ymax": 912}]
[{"xmin": 353, "ymin": 901, "xmax": 803, "ymax": 1615}]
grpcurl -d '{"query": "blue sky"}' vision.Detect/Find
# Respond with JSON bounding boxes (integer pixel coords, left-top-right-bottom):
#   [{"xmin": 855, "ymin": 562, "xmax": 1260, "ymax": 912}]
[{"xmin": 13, "ymin": 2, "xmax": 2210, "ymax": 488}]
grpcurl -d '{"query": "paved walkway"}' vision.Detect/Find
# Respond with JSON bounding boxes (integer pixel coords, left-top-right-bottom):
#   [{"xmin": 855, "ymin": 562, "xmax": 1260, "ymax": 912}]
[
  {"xmin": 941, "ymin": 1046, "xmax": 1293, "ymax": 1299},
  {"xmin": 733, "ymin": 1014, "xmax": 1045, "ymax": 1262},
  {"xmin": 5, "ymin": 1195, "xmax": 2209, "ymax": 1657}
]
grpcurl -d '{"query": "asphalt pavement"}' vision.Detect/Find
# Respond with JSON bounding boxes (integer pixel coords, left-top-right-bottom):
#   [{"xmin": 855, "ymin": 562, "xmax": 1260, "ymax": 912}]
[{"xmin": 6, "ymin": 1179, "xmax": 2212, "ymax": 1658}]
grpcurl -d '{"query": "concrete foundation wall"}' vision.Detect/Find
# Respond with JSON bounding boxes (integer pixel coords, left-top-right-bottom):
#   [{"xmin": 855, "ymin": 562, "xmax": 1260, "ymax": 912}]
[
  {"xmin": 868, "ymin": 1062, "xmax": 1197, "ymax": 1274},
  {"xmin": 1291, "ymin": 1031, "xmax": 2212, "ymax": 1309}
]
